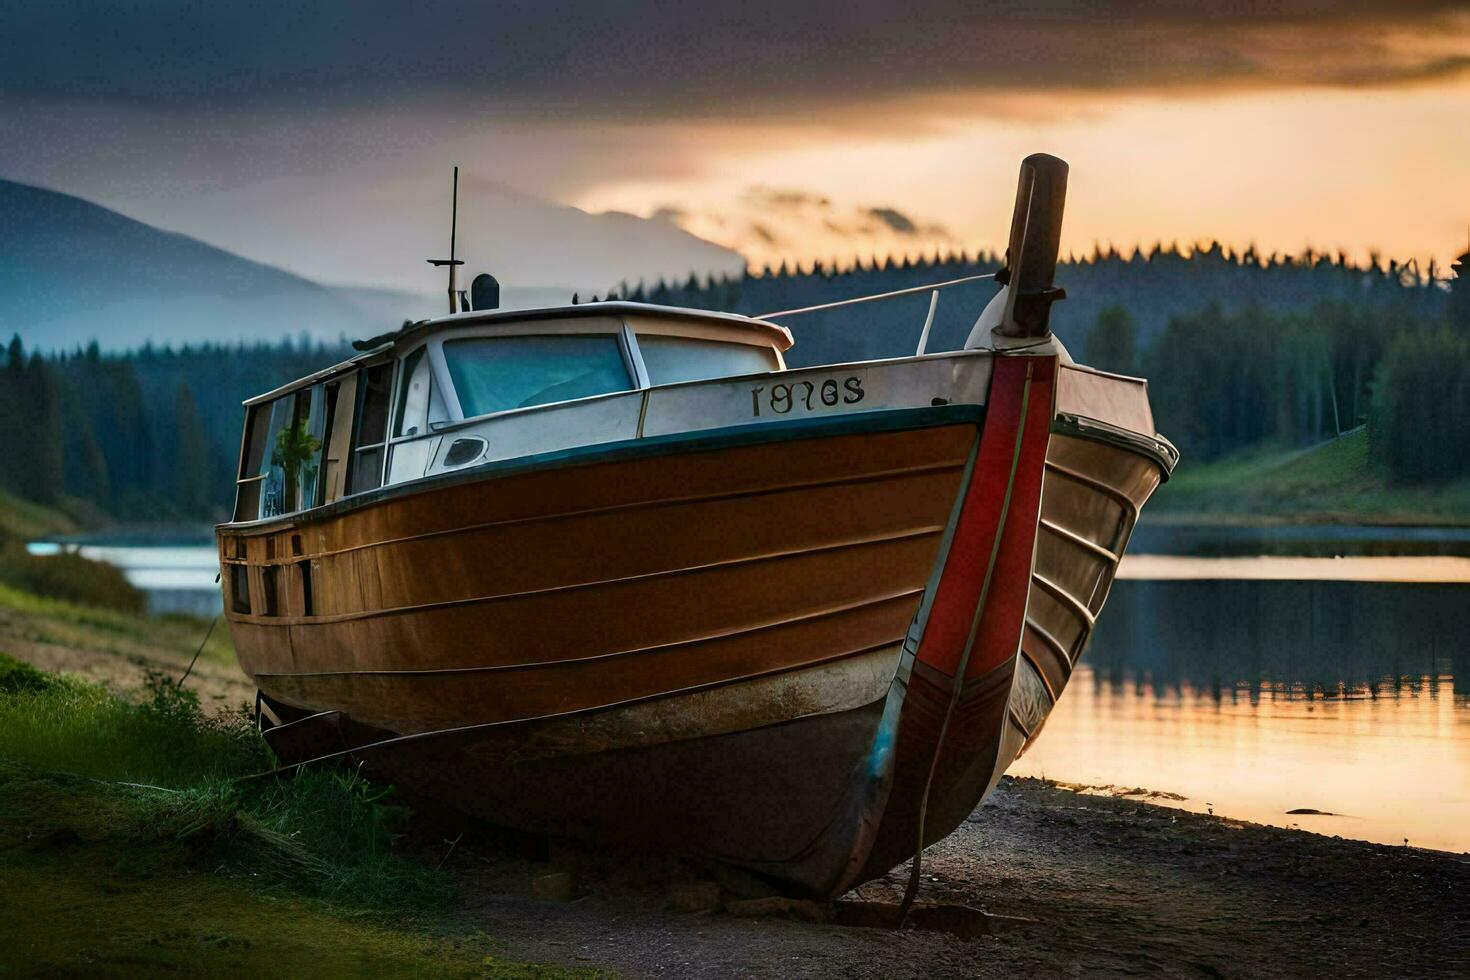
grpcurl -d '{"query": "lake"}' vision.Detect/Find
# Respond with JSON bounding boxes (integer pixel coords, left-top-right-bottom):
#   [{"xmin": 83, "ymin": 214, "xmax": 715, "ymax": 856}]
[
  {"xmin": 1009, "ymin": 575, "xmax": 1469, "ymax": 853},
  {"xmin": 27, "ymin": 525, "xmax": 1470, "ymax": 853},
  {"xmin": 25, "ymin": 539, "xmax": 223, "ymax": 618}
]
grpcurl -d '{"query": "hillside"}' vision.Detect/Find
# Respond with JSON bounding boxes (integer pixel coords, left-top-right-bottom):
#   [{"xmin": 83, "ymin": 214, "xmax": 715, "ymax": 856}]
[
  {"xmin": 0, "ymin": 180, "xmax": 392, "ymax": 351},
  {"xmin": 0, "ymin": 177, "xmax": 747, "ymax": 351},
  {"xmin": 1152, "ymin": 428, "xmax": 1470, "ymax": 525},
  {"xmin": 450, "ymin": 176, "xmax": 746, "ymax": 295},
  {"xmin": 0, "ymin": 489, "xmax": 77, "ymax": 544}
]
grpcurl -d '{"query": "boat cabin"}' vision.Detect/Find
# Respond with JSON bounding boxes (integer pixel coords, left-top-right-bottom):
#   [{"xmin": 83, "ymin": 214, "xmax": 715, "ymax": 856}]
[{"xmin": 231, "ymin": 303, "xmax": 793, "ymax": 524}]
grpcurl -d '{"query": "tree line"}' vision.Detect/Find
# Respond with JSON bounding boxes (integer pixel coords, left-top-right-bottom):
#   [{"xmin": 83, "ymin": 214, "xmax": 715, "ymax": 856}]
[
  {"xmin": 0, "ymin": 245, "xmax": 1466, "ymax": 525},
  {"xmin": 610, "ymin": 242, "xmax": 1449, "ymax": 367},
  {"xmin": 0, "ymin": 336, "xmax": 349, "ymax": 523}
]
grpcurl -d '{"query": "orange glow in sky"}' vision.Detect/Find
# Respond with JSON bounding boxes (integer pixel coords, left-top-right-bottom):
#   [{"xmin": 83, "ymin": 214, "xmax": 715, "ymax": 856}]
[{"xmin": 572, "ymin": 80, "xmax": 1470, "ymax": 273}]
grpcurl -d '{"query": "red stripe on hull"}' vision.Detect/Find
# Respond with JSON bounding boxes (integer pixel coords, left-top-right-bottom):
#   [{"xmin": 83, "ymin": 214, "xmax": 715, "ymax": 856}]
[
  {"xmin": 965, "ymin": 356, "xmax": 1056, "ymax": 679},
  {"xmin": 851, "ymin": 355, "xmax": 1056, "ymax": 887},
  {"xmin": 915, "ymin": 356, "xmax": 1056, "ymax": 681}
]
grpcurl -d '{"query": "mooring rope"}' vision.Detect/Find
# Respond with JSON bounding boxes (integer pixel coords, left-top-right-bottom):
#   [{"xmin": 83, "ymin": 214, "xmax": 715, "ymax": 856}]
[{"xmin": 176, "ymin": 612, "xmax": 221, "ymax": 691}]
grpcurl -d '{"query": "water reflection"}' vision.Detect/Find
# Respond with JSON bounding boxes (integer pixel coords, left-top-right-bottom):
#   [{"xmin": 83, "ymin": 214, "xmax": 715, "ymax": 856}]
[
  {"xmin": 1012, "ymin": 577, "xmax": 1470, "ymax": 853},
  {"xmin": 1091, "ymin": 579, "xmax": 1469, "ymax": 702}
]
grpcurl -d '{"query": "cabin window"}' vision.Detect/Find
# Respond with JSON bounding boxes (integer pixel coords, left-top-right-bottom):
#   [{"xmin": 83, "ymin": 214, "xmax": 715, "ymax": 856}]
[
  {"xmin": 253, "ymin": 388, "xmax": 329, "ymax": 518},
  {"xmin": 392, "ymin": 347, "xmax": 440, "ymax": 437},
  {"xmin": 347, "ymin": 363, "xmax": 394, "ymax": 494},
  {"xmin": 258, "ymin": 398, "xmax": 296, "ymax": 517},
  {"xmin": 443, "ymin": 335, "xmax": 633, "ymax": 418},
  {"xmin": 299, "ymin": 384, "xmax": 334, "ymax": 509},
  {"xmin": 636, "ymin": 335, "xmax": 779, "ymax": 386},
  {"xmin": 233, "ymin": 404, "xmax": 274, "ymax": 521}
]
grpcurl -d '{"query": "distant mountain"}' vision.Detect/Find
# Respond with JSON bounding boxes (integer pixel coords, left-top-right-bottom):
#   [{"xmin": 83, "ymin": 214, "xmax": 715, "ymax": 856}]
[
  {"xmin": 0, "ymin": 179, "xmax": 382, "ymax": 350},
  {"xmin": 0, "ymin": 177, "xmax": 749, "ymax": 351},
  {"xmin": 447, "ymin": 176, "xmax": 747, "ymax": 296}
]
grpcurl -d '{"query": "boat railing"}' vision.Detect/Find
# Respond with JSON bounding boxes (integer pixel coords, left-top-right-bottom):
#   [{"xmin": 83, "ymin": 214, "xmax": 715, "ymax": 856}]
[{"xmin": 756, "ymin": 272, "xmax": 998, "ymax": 356}]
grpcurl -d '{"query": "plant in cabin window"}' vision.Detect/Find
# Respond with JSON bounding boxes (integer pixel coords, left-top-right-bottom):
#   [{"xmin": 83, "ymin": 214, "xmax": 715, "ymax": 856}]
[{"xmin": 271, "ymin": 420, "xmax": 322, "ymax": 511}]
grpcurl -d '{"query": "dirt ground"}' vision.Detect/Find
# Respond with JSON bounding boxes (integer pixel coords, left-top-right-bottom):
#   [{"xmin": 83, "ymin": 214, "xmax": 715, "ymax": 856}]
[
  {"xmin": 425, "ymin": 777, "xmax": 1468, "ymax": 979},
  {"xmin": 6, "ymin": 623, "xmax": 1466, "ymax": 978}
]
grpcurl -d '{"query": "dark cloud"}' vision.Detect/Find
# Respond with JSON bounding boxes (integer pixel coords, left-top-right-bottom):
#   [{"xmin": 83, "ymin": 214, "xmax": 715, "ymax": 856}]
[
  {"xmin": 3, "ymin": 2, "xmax": 1466, "ymax": 118},
  {"xmin": 749, "ymin": 224, "xmax": 780, "ymax": 245},
  {"xmin": 866, "ymin": 207, "xmax": 918, "ymax": 235},
  {"xmin": 1326, "ymin": 54, "xmax": 1470, "ymax": 87},
  {"xmin": 744, "ymin": 188, "xmax": 833, "ymax": 209},
  {"xmin": 736, "ymin": 188, "xmax": 942, "ymax": 239}
]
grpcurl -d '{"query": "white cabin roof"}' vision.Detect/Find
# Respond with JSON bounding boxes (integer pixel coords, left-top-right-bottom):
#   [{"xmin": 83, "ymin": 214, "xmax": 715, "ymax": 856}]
[{"xmin": 243, "ymin": 301, "xmax": 793, "ymax": 407}]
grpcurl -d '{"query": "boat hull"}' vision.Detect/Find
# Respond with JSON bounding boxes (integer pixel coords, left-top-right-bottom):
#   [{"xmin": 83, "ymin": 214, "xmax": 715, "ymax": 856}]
[{"xmin": 219, "ymin": 352, "xmax": 1171, "ymax": 897}]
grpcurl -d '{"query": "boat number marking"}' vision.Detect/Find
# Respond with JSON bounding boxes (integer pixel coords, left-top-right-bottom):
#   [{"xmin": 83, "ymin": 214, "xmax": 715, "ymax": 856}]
[{"xmin": 750, "ymin": 377, "xmax": 864, "ymax": 417}]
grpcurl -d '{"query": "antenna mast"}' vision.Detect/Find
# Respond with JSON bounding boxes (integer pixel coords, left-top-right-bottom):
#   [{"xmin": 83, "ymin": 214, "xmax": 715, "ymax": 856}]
[{"xmin": 427, "ymin": 166, "xmax": 466, "ymax": 314}]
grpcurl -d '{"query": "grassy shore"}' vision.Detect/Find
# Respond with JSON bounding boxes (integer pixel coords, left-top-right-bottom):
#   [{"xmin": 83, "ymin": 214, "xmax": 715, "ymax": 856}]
[
  {"xmin": 0, "ymin": 653, "xmax": 594, "ymax": 977},
  {"xmin": 1153, "ymin": 427, "xmax": 1470, "ymax": 525},
  {"xmin": 0, "ymin": 613, "xmax": 591, "ymax": 977},
  {"xmin": 0, "ymin": 489, "xmax": 79, "ymax": 543}
]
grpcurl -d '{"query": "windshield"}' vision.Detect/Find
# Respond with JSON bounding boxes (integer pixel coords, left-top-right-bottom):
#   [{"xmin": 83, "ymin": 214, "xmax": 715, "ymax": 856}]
[
  {"xmin": 443, "ymin": 334, "xmax": 633, "ymax": 418},
  {"xmin": 637, "ymin": 334, "xmax": 778, "ymax": 385}
]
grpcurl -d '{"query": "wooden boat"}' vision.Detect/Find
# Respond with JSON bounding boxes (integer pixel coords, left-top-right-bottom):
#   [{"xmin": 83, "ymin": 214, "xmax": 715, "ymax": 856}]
[{"xmin": 217, "ymin": 154, "xmax": 1175, "ymax": 899}]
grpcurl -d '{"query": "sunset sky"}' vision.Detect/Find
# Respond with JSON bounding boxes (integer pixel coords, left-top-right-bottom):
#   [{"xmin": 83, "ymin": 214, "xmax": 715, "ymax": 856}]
[{"xmin": 3, "ymin": 2, "xmax": 1468, "ymax": 292}]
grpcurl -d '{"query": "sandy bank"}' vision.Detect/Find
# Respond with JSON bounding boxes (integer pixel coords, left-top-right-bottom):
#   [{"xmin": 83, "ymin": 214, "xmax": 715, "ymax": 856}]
[{"xmin": 433, "ymin": 777, "xmax": 1468, "ymax": 978}]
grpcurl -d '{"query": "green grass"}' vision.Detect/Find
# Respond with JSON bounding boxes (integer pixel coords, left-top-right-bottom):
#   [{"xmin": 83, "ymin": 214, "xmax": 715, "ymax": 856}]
[
  {"xmin": 1153, "ymin": 428, "xmax": 1470, "ymax": 524},
  {"xmin": 0, "ymin": 861, "xmax": 501, "ymax": 979},
  {"xmin": 0, "ymin": 653, "xmax": 438, "ymax": 904},
  {"xmin": 0, "ymin": 653, "xmax": 600, "ymax": 976},
  {"xmin": 0, "ymin": 842, "xmax": 594, "ymax": 977},
  {"xmin": 0, "ymin": 656, "xmax": 263, "ymax": 786},
  {"xmin": 0, "ymin": 488, "xmax": 78, "ymax": 544}
]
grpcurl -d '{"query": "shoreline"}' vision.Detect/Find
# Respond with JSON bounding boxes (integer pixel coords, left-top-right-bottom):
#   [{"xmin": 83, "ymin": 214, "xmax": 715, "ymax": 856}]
[{"xmin": 421, "ymin": 775, "xmax": 1469, "ymax": 978}]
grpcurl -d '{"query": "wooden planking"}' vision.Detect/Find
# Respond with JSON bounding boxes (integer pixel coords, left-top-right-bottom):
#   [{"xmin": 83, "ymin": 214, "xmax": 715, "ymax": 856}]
[
  {"xmin": 227, "ymin": 423, "xmax": 974, "ymax": 687},
  {"xmin": 441, "ymin": 642, "xmax": 903, "ymax": 765},
  {"xmin": 1049, "ymin": 434, "xmax": 1162, "ymax": 514},
  {"xmin": 1039, "ymin": 467, "xmax": 1128, "ymax": 550},
  {"xmin": 1018, "ymin": 429, "xmax": 1168, "ymax": 712},
  {"xmin": 222, "ymin": 423, "xmax": 975, "ymax": 565},
  {"xmin": 1020, "ymin": 623, "xmax": 1070, "ymax": 697},
  {"xmin": 314, "ymin": 467, "xmax": 960, "ymax": 619},
  {"xmin": 235, "ymin": 530, "xmax": 942, "ymax": 676},
  {"xmin": 1034, "ymin": 523, "xmax": 1113, "ymax": 610},
  {"xmin": 257, "ymin": 594, "xmax": 914, "ymax": 733}
]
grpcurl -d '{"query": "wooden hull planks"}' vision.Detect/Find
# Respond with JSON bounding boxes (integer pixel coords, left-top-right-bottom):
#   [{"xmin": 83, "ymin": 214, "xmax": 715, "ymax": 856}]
[{"xmin": 219, "ymin": 353, "xmax": 1172, "ymax": 897}]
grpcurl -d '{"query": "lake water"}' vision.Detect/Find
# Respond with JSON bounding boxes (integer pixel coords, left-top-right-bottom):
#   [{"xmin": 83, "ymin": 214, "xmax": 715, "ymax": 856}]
[
  {"xmin": 25, "ymin": 540, "xmax": 222, "ymax": 617},
  {"xmin": 27, "ymin": 527, "xmax": 1470, "ymax": 853},
  {"xmin": 1010, "ymin": 576, "xmax": 1469, "ymax": 853}
]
